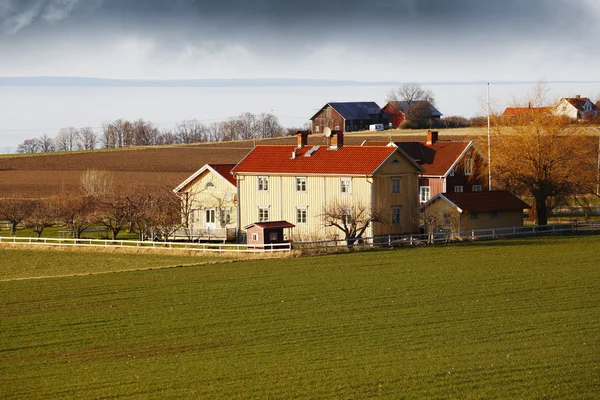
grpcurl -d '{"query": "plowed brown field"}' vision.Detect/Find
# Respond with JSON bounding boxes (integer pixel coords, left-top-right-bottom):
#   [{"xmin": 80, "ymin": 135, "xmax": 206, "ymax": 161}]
[{"xmin": 0, "ymin": 131, "xmax": 471, "ymax": 199}]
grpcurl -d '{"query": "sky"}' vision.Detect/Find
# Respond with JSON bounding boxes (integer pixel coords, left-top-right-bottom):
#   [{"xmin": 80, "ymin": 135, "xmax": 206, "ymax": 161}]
[{"xmin": 1, "ymin": 0, "xmax": 599, "ymax": 82}]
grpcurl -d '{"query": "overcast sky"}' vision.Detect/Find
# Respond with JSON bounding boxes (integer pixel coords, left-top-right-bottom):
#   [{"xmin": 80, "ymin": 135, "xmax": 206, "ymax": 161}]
[{"xmin": 1, "ymin": 0, "xmax": 599, "ymax": 82}]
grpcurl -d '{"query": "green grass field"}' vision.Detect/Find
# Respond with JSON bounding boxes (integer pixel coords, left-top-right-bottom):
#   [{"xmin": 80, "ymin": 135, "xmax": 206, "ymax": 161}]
[{"xmin": 1, "ymin": 236, "xmax": 599, "ymax": 399}]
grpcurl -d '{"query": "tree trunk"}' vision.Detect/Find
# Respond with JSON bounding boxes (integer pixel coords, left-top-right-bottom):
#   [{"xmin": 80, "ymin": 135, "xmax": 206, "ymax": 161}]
[
  {"xmin": 10, "ymin": 221, "xmax": 18, "ymax": 235},
  {"xmin": 535, "ymin": 195, "xmax": 548, "ymax": 226}
]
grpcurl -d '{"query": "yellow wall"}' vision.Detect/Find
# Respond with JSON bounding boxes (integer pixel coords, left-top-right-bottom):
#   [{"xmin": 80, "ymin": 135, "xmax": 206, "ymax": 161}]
[
  {"xmin": 237, "ymin": 149, "xmax": 422, "ymax": 240},
  {"xmin": 180, "ymin": 170, "xmax": 237, "ymax": 228},
  {"xmin": 423, "ymin": 198, "xmax": 524, "ymax": 234}
]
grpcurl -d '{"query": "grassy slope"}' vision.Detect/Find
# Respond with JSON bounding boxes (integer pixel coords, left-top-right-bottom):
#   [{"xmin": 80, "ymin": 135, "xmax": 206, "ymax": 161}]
[
  {"xmin": 1, "ymin": 236, "xmax": 599, "ymax": 399},
  {"xmin": 0, "ymin": 247, "xmax": 233, "ymax": 280}
]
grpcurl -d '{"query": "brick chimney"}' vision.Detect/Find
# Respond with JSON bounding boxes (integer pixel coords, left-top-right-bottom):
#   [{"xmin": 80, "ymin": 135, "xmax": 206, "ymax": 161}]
[
  {"xmin": 575, "ymin": 95, "xmax": 581, "ymax": 99},
  {"xmin": 426, "ymin": 130, "xmax": 438, "ymax": 146},
  {"xmin": 329, "ymin": 130, "xmax": 344, "ymax": 150},
  {"xmin": 296, "ymin": 131, "xmax": 309, "ymax": 148}
]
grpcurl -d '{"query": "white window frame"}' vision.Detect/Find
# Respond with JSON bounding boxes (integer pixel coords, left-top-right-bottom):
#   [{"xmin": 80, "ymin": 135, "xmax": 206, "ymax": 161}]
[
  {"xmin": 391, "ymin": 207, "xmax": 401, "ymax": 226},
  {"xmin": 420, "ymin": 186, "xmax": 430, "ymax": 203},
  {"xmin": 340, "ymin": 178, "xmax": 352, "ymax": 195},
  {"xmin": 251, "ymin": 233, "xmax": 259, "ymax": 241},
  {"xmin": 464, "ymin": 158, "xmax": 473, "ymax": 176},
  {"xmin": 454, "ymin": 186, "xmax": 463, "ymax": 193},
  {"xmin": 258, "ymin": 206, "xmax": 269, "ymax": 222},
  {"xmin": 391, "ymin": 177, "xmax": 401, "ymax": 194},
  {"xmin": 472, "ymin": 185, "xmax": 483, "ymax": 192},
  {"xmin": 257, "ymin": 176, "xmax": 269, "ymax": 192},
  {"xmin": 296, "ymin": 177, "xmax": 307, "ymax": 193},
  {"xmin": 296, "ymin": 207, "xmax": 307, "ymax": 224}
]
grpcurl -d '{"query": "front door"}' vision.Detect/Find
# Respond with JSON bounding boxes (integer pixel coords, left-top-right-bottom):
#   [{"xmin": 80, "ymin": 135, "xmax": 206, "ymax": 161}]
[{"xmin": 205, "ymin": 208, "xmax": 217, "ymax": 231}]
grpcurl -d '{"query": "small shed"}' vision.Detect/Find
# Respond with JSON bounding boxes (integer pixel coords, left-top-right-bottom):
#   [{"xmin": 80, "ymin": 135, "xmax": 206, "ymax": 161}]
[{"xmin": 245, "ymin": 221, "xmax": 295, "ymax": 247}]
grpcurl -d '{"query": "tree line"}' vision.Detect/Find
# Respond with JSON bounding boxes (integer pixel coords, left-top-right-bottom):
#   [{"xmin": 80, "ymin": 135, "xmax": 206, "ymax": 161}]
[{"xmin": 16, "ymin": 112, "xmax": 287, "ymax": 154}]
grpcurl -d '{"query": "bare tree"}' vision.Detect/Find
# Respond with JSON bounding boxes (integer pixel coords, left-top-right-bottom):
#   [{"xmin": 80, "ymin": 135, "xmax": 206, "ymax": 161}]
[
  {"xmin": 55, "ymin": 127, "xmax": 79, "ymax": 152},
  {"xmin": 78, "ymin": 127, "xmax": 98, "ymax": 150},
  {"xmin": 38, "ymin": 134, "xmax": 56, "ymax": 152},
  {"xmin": 237, "ymin": 112, "xmax": 258, "ymax": 140},
  {"xmin": 320, "ymin": 200, "xmax": 385, "ymax": 247},
  {"xmin": 220, "ymin": 119, "xmax": 241, "ymax": 142},
  {"xmin": 0, "ymin": 197, "xmax": 34, "ymax": 234},
  {"xmin": 102, "ymin": 121, "xmax": 117, "ymax": 148},
  {"xmin": 156, "ymin": 129, "xmax": 178, "ymax": 145},
  {"xmin": 23, "ymin": 199, "xmax": 57, "ymax": 238},
  {"xmin": 148, "ymin": 189, "xmax": 182, "ymax": 241},
  {"xmin": 387, "ymin": 82, "xmax": 436, "ymax": 108},
  {"xmin": 80, "ymin": 170, "xmax": 114, "ymax": 199},
  {"xmin": 16, "ymin": 139, "xmax": 40, "ymax": 154},
  {"xmin": 92, "ymin": 192, "xmax": 133, "ymax": 240},
  {"xmin": 256, "ymin": 112, "xmax": 283, "ymax": 138},
  {"xmin": 174, "ymin": 119, "xmax": 207, "ymax": 144},
  {"xmin": 132, "ymin": 119, "xmax": 159, "ymax": 146},
  {"xmin": 56, "ymin": 196, "xmax": 96, "ymax": 239},
  {"xmin": 206, "ymin": 122, "xmax": 223, "ymax": 142}
]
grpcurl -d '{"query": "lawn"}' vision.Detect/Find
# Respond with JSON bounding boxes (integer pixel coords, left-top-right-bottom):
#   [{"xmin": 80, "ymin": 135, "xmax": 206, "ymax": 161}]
[
  {"xmin": 1, "ymin": 236, "xmax": 599, "ymax": 399},
  {"xmin": 0, "ymin": 247, "xmax": 234, "ymax": 280}
]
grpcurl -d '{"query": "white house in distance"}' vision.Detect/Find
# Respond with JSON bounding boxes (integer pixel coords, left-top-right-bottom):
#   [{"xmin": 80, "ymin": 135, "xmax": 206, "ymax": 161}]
[
  {"xmin": 172, "ymin": 164, "xmax": 238, "ymax": 241},
  {"xmin": 231, "ymin": 131, "xmax": 424, "ymax": 241},
  {"xmin": 555, "ymin": 95, "xmax": 599, "ymax": 120}
]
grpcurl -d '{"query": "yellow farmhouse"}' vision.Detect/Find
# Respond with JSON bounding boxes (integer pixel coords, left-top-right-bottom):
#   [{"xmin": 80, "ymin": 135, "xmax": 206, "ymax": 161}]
[
  {"xmin": 172, "ymin": 164, "xmax": 238, "ymax": 241},
  {"xmin": 232, "ymin": 132, "xmax": 424, "ymax": 241}
]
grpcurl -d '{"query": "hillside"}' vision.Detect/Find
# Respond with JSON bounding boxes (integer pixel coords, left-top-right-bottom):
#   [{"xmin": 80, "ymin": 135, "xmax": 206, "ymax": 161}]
[{"xmin": 0, "ymin": 129, "xmax": 478, "ymax": 198}]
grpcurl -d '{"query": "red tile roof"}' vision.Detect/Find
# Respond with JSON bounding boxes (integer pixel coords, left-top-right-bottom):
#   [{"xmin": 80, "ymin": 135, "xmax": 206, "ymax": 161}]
[
  {"xmin": 442, "ymin": 191, "xmax": 529, "ymax": 212},
  {"xmin": 209, "ymin": 164, "xmax": 237, "ymax": 186},
  {"xmin": 394, "ymin": 141, "xmax": 470, "ymax": 176},
  {"xmin": 245, "ymin": 221, "xmax": 296, "ymax": 230},
  {"xmin": 232, "ymin": 145, "xmax": 400, "ymax": 175}
]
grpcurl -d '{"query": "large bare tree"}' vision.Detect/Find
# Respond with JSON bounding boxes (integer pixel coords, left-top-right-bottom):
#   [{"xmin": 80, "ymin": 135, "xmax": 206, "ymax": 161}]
[
  {"xmin": 387, "ymin": 82, "xmax": 436, "ymax": 108},
  {"xmin": 320, "ymin": 200, "xmax": 385, "ymax": 246},
  {"xmin": 0, "ymin": 197, "xmax": 34, "ymax": 234},
  {"xmin": 23, "ymin": 199, "xmax": 57, "ymax": 238}
]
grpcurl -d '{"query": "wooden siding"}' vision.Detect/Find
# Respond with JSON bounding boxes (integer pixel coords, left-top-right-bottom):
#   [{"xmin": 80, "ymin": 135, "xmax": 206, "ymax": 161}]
[
  {"xmin": 423, "ymin": 198, "xmax": 524, "ymax": 233},
  {"xmin": 181, "ymin": 170, "xmax": 237, "ymax": 229},
  {"xmin": 311, "ymin": 106, "xmax": 345, "ymax": 134},
  {"xmin": 237, "ymin": 148, "xmax": 422, "ymax": 240}
]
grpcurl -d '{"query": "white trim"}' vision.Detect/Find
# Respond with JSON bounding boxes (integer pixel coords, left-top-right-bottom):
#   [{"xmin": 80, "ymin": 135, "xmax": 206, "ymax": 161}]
[
  {"xmin": 174, "ymin": 164, "xmax": 236, "ymax": 193},
  {"xmin": 419, "ymin": 193, "xmax": 463, "ymax": 213},
  {"xmin": 376, "ymin": 145, "xmax": 425, "ymax": 174}
]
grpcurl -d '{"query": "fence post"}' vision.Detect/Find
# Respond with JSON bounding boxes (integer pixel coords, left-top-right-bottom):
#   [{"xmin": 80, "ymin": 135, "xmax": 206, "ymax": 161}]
[{"xmin": 471, "ymin": 230, "xmax": 475, "ymax": 240}]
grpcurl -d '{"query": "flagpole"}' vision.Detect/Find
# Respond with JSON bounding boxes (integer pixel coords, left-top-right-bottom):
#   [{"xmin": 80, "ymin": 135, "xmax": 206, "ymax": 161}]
[{"xmin": 487, "ymin": 82, "xmax": 492, "ymax": 191}]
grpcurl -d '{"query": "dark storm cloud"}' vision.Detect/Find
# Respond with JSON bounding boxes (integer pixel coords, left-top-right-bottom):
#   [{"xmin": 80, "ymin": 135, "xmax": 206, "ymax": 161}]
[
  {"xmin": 0, "ymin": 0, "xmax": 597, "ymax": 80},
  {"xmin": 1, "ymin": 0, "xmax": 596, "ymax": 41}
]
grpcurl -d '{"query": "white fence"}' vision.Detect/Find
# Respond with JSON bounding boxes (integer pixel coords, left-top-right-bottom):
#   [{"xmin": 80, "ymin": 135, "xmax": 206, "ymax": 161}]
[
  {"xmin": 293, "ymin": 222, "xmax": 600, "ymax": 252},
  {"xmin": 1, "ymin": 222, "xmax": 598, "ymax": 254},
  {"xmin": 0, "ymin": 236, "xmax": 292, "ymax": 253}
]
